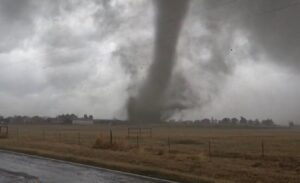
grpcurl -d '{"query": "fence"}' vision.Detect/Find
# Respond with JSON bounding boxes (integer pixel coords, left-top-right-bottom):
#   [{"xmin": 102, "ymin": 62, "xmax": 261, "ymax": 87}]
[
  {"xmin": 9, "ymin": 127, "xmax": 101, "ymax": 147},
  {"xmin": 2, "ymin": 125, "xmax": 298, "ymax": 158},
  {"xmin": 127, "ymin": 127, "xmax": 152, "ymax": 138},
  {"xmin": 0, "ymin": 126, "xmax": 8, "ymax": 138},
  {"xmin": 127, "ymin": 128, "xmax": 152, "ymax": 147}
]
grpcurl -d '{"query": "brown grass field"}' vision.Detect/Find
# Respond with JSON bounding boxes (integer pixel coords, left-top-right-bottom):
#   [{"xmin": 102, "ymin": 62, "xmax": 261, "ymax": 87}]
[{"xmin": 0, "ymin": 124, "xmax": 299, "ymax": 183}]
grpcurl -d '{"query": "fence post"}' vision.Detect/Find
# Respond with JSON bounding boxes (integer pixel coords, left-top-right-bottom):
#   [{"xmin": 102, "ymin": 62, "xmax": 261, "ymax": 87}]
[
  {"xmin": 168, "ymin": 136, "xmax": 171, "ymax": 153},
  {"xmin": 58, "ymin": 132, "xmax": 61, "ymax": 143},
  {"xmin": 17, "ymin": 127, "xmax": 19, "ymax": 142},
  {"xmin": 139, "ymin": 128, "xmax": 141, "ymax": 137},
  {"xmin": 110, "ymin": 129, "xmax": 113, "ymax": 146},
  {"xmin": 78, "ymin": 132, "xmax": 81, "ymax": 145},
  {"xmin": 42, "ymin": 129, "xmax": 45, "ymax": 141},
  {"xmin": 136, "ymin": 134, "xmax": 139, "ymax": 148},
  {"xmin": 127, "ymin": 128, "xmax": 129, "ymax": 139},
  {"xmin": 208, "ymin": 139, "xmax": 211, "ymax": 159},
  {"xmin": 5, "ymin": 126, "xmax": 8, "ymax": 138},
  {"xmin": 261, "ymin": 140, "xmax": 264, "ymax": 157}
]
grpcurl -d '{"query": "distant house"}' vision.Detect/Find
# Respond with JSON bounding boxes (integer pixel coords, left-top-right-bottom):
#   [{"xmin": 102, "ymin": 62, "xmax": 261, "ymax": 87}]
[{"xmin": 72, "ymin": 119, "xmax": 94, "ymax": 125}]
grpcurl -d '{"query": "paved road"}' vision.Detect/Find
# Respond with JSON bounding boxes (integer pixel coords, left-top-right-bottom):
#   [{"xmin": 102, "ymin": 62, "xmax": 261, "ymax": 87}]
[{"xmin": 0, "ymin": 150, "xmax": 176, "ymax": 183}]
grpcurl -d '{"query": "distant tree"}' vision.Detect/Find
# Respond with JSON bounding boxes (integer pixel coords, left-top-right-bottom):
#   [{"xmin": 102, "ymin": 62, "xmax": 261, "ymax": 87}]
[
  {"xmin": 254, "ymin": 119, "xmax": 260, "ymax": 126},
  {"xmin": 84, "ymin": 114, "xmax": 88, "ymax": 119},
  {"xmin": 289, "ymin": 121, "xmax": 294, "ymax": 128},
  {"xmin": 89, "ymin": 115, "xmax": 93, "ymax": 120},
  {"xmin": 248, "ymin": 120, "xmax": 254, "ymax": 126},
  {"xmin": 57, "ymin": 114, "xmax": 75, "ymax": 124},
  {"xmin": 231, "ymin": 118, "xmax": 238, "ymax": 125},
  {"xmin": 210, "ymin": 117, "xmax": 217, "ymax": 125},
  {"xmin": 32, "ymin": 116, "xmax": 44, "ymax": 124},
  {"xmin": 46, "ymin": 118, "xmax": 52, "ymax": 123},
  {"xmin": 261, "ymin": 119, "xmax": 275, "ymax": 126},
  {"xmin": 70, "ymin": 114, "xmax": 78, "ymax": 120},
  {"xmin": 11, "ymin": 116, "xmax": 25, "ymax": 124},
  {"xmin": 0, "ymin": 116, "xmax": 4, "ymax": 124},
  {"xmin": 220, "ymin": 118, "xmax": 231, "ymax": 125},
  {"xmin": 3, "ymin": 117, "xmax": 10, "ymax": 123},
  {"xmin": 200, "ymin": 118, "xmax": 211, "ymax": 125},
  {"xmin": 194, "ymin": 120, "xmax": 200, "ymax": 124},
  {"xmin": 240, "ymin": 116, "xmax": 247, "ymax": 125}
]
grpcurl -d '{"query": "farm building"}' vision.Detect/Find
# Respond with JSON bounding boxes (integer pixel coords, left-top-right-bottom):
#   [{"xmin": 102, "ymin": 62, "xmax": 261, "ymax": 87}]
[{"xmin": 72, "ymin": 119, "xmax": 94, "ymax": 125}]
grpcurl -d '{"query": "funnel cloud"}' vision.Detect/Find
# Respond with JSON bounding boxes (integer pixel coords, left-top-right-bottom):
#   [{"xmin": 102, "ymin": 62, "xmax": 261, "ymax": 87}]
[{"xmin": 127, "ymin": 0, "xmax": 190, "ymax": 123}]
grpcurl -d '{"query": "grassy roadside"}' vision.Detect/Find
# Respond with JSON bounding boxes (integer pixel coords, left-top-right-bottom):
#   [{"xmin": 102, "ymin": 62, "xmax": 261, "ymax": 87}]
[
  {"xmin": 1, "ymin": 125, "xmax": 299, "ymax": 183},
  {"xmin": 0, "ymin": 145, "xmax": 221, "ymax": 183}
]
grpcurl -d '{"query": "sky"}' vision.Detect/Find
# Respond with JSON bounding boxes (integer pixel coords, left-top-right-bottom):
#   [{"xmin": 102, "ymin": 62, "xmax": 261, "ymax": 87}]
[{"xmin": 0, "ymin": 0, "xmax": 300, "ymax": 124}]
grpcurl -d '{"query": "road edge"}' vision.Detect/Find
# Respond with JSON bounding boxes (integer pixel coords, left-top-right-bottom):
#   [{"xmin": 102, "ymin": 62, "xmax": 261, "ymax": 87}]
[{"xmin": 0, "ymin": 147, "xmax": 215, "ymax": 183}]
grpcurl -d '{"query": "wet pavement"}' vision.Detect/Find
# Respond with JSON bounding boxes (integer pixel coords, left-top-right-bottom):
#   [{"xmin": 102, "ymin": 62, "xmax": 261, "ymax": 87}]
[
  {"xmin": 0, "ymin": 168, "xmax": 38, "ymax": 183},
  {"xmin": 0, "ymin": 150, "xmax": 176, "ymax": 183}
]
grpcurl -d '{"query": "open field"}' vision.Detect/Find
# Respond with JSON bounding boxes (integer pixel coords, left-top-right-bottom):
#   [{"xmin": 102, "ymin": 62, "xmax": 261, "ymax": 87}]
[{"xmin": 0, "ymin": 124, "xmax": 299, "ymax": 183}]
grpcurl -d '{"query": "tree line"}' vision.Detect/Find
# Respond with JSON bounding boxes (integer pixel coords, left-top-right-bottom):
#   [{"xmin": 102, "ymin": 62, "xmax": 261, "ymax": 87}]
[
  {"xmin": 173, "ymin": 117, "xmax": 276, "ymax": 127},
  {"xmin": 0, "ymin": 114, "xmax": 93, "ymax": 124}
]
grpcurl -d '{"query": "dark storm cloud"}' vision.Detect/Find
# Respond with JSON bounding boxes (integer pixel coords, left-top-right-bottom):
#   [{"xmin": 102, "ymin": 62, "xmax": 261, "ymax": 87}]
[
  {"xmin": 244, "ymin": 0, "xmax": 300, "ymax": 70},
  {"xmin": 0, "ymin": 0, "xmax": 35, "ymax": 52},
  {"xmin": 196, "ymin": 0, "xmax": 300, "ymax": 71},
  {"xmin": 0, "ymin": 0, "xmax": 34, "ymax": 21}
]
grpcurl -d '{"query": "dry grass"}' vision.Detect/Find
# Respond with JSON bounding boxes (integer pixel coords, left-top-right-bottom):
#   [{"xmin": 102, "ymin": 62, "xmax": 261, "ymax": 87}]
[{"xmin": 0, "ymin": 124, "xmax": 299, "ymax": 183}]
